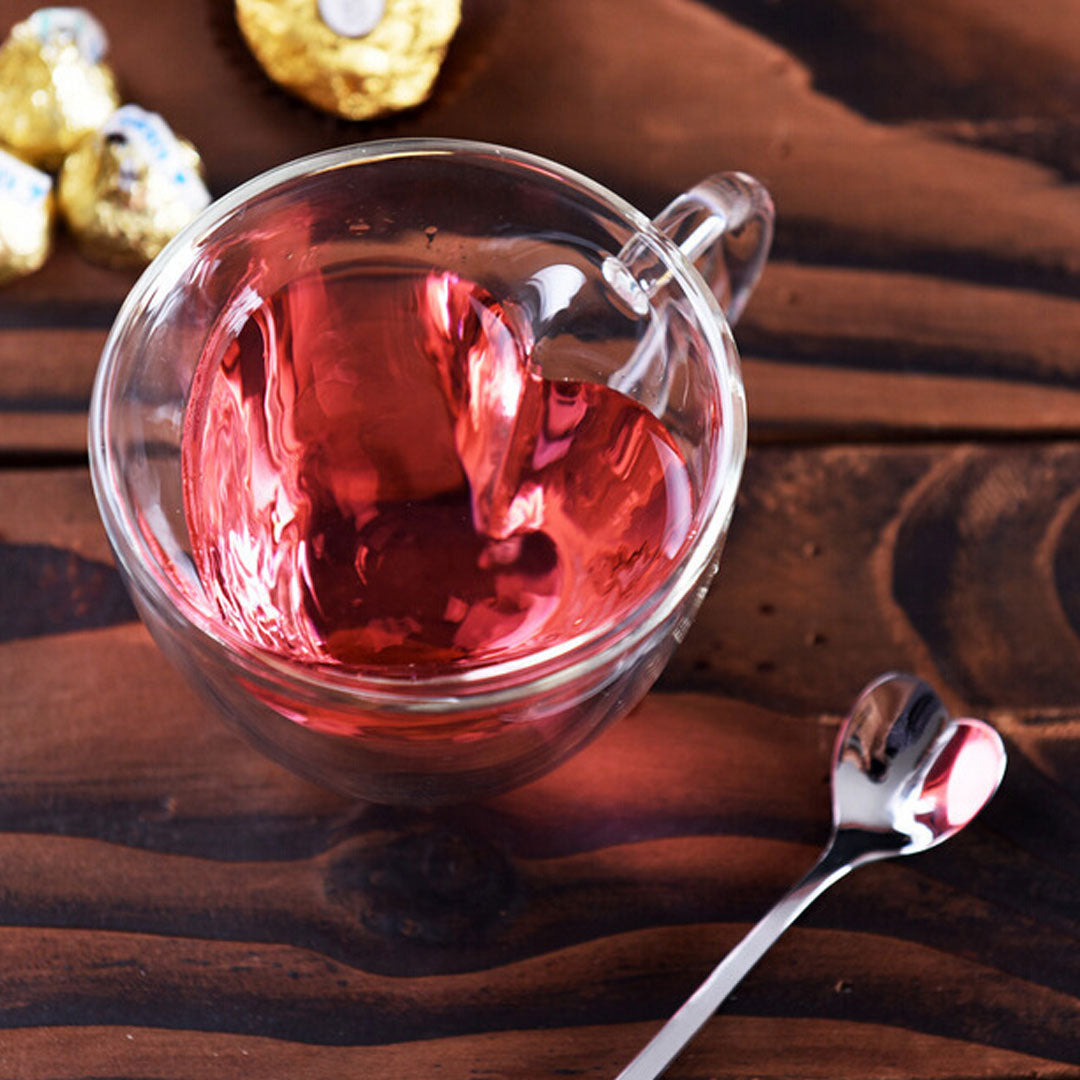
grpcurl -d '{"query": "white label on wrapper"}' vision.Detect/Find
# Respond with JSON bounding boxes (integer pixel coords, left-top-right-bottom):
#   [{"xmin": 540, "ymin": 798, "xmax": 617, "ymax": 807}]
[
  {"xmin": 26, "ymin": 7, "xmax": 108, "ymax": 63},
  {"xmin": 102, "ymin": 105, "xmax": 211, "ymax": 215},
  {"xmin": 0, "ymin": 148, "xmax": 52, "ymax": 209},
  {"xmin": 318, "ymin": 0, "xmax": 387, "ymax": 37}
]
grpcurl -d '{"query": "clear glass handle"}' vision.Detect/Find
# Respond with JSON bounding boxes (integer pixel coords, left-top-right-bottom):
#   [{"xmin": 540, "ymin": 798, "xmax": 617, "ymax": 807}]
[
  {"xmin": 652, "ymin": 172, "xmax": 774, "ymax": 324},
  {"xmin": 602, "ymin": 172, "xmax": 772, "ymax": 412}
]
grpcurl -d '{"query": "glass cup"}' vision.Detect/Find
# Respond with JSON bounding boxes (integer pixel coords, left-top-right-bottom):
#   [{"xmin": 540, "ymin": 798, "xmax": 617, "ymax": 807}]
[{"xmin": 89, "ymin": 138, "xmax": 772, "ymax": 805}]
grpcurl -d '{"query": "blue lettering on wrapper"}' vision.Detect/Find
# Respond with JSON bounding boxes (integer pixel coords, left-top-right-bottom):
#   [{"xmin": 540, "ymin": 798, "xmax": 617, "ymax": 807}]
[
  {"xmin": 26, "ymin": 7, "xmax": 108, "ymax": 63},
  {"xmin": 100, "ymin": 106, "xmax": 210, "ymax": 214},
  {"xmin": 0, "ymin": 150, "xmax": 52, "ymax": 207}
]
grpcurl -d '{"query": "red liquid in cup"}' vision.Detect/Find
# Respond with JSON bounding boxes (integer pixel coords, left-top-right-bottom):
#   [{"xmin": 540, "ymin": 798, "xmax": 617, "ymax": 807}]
[{"xmin": 182, "ymin": 264, "xmax": 697, "ymax": 672}]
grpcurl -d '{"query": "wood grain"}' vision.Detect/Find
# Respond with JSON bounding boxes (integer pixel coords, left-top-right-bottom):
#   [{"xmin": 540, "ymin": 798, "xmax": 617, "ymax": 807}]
[
  {"xmin": 0, "ymin": 629, "xmax": 1078, "ymax": 1067},
  {"xmin": 1, "ymin": 0, "xmax": 1078, "ymax": 448},
  {"xmin": 674, "ymin": 442, "xmax": 1080, "ymax": 726},
  {"xmin": 8, "ymin": 441, "xmax": 1080, "ymax": 715},
  {"xmin": 9, "ymin": 259, "xmax": 1080, "ymax": 452},
  {"xmin": 714, "ymin": 0, "xmax": 1080, "ymax": 132},
  {"xmin": 2, "ymin": 1019, "xmax": 1071, "ymax": 1080},
  {"xmin": 2, "ymin": 1, "xmax": 1078, "ymax": 1076},
  {"xmin": 2, "ymin": 456, "xmax": 1079, "ymax": 1070}
]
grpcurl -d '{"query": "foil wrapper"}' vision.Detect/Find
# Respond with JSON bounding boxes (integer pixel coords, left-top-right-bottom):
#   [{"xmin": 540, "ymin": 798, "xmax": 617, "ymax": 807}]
[
  {"xmin": 235, "ymin": 0, "xmax": 461, "ymax": 120},
  {"xmin": 58, "ymin": 105, "xmax": 211, "ymax": 268},
  {"xmin": 0, "ymin": 147, "xmax": 53, "ymax": 283},
  {"xmin": 0, "ymin": 8, "xmax": 120, "ymax": 170}
]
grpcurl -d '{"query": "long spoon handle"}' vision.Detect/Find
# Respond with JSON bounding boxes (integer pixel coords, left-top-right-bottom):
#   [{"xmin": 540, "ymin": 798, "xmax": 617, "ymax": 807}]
[{"xmin": 614, "ymin": 844, "xmax": 853, "ymax": 1080}]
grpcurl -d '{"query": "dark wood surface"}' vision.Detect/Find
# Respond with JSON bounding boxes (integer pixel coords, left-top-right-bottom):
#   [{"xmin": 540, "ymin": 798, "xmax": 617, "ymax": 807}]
[{"xmin": 1, "ymin": 0, "xmax": 1078, "ymax": 1076}]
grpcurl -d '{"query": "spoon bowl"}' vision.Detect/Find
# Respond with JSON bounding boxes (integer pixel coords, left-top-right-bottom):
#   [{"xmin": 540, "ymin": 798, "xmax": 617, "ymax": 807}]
[
  {"xmin": 617, "ymin": 672, "xmax": 1007, "ymax": 1080},
  {"xmin": 831, "ymin": 672, "xmax": 1006, "ymax": 862}
]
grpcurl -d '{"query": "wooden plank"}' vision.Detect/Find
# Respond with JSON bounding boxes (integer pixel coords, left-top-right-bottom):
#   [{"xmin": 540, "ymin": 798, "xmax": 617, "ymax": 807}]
[
  {"xmin": 743, "ymin": 264, "xmax": 1080, "ymax": 387},
  {"xmin": 0, "ymin": 890, "xmax": 1075, "ymax": 1060},
  {"xmin": 2, "ymin": 1, "xmax": 1078, "ymax": 452},
  {"xmin": 669, "ymin": 442, "xmax": 1080, "ymax": 718},
  {"xmin": 6, "ymin": 444, "xmax": 1080, "ymax": 745},
  {"xmin": 744, "ymin": 361, "xmax": 1080, "ymax": 439},
  {"xmin": 5, "ymin": 263, "xmax": 1080, "ymax": 448},
  {"xmin": 1, "ymin": 455, "xmax": 1078, "ymax": 1070},
  {"xmin": 0, "ymin": 328, "xmax": 106, "ymax": 401},
  {"xmin": 9, "ymin": 367, "xmax": 1080, "ymax": 456},
  {"xmin": 712, "ymin": 0, "xmax": 1080, "ymax": 135},
  {"xmin": 0, "ymin": 664, "xmax": 1075, "ymax": 1066},
  {"xmin": 12, "ymin": 352, "xmax": 1078, "ymax": 457},
  {"xmin": 0, "ymin": 625, "xmax": 826, "ymax": 852},
  {"xmin": 2, "ymin": 1018, "xmax": 1072, "ymax": 1080},
  {"xmin": 0, "ymin": 240, "xmax": 137, "ymax": 314},
  {"xmin": 0, "ymin": 467, "xmax": 112, "ymax": 563},
  {"xmin": 0, "ymin": 913, "xmax": 1055, "ymax": 1045},
  {"xmin": 0, "ymin": 413, "xmax": 88, "ymax": 455},
  {"xmin": 0, "ymin": 822, "xmax": 1073, "ymax": 999}
]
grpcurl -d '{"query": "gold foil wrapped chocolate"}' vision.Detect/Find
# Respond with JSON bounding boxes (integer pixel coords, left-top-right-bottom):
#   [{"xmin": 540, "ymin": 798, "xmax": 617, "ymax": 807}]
[
  {"xmin": 0, "ymin": 8, "xmax": 120, "ymax": 170},
  {"xmin": 235, "ymin": 0, "xmax": 461, "ymax": 120},
  {"xmin": 58, "ymin": 105, "xmax": 211, "ymax": 268},
  {"xmin": 0, "ymin": 147, "xmax": 53, "ymax": 283}
]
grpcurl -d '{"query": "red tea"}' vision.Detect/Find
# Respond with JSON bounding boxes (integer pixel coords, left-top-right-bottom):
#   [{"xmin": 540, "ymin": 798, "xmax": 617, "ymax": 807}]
[{"xmin": 181, "ymin": 263, "xmax": 696, "ymax": 671}]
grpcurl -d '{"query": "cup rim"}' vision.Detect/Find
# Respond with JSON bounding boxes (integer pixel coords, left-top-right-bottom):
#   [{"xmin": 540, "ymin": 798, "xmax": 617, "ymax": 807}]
[{"xmin": 89, "ymin": 136, "xmax": 747, "ymax": 711}]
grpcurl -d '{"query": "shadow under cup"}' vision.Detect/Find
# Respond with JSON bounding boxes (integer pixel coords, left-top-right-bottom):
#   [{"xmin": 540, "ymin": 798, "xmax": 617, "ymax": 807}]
[{"xmin": 89, "ymin": 139, "xmax": 747, "ymax": 805}]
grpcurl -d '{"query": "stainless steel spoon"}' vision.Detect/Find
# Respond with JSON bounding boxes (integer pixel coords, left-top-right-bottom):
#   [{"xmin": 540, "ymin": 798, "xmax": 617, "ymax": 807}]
[{"xmin": 616, "ymin": 672, "xmax": 1007, "ymax": 1080}]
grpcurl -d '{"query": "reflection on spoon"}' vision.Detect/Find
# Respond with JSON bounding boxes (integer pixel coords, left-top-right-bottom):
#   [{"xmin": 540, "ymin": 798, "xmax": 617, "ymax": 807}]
[{"xmin": 616, "ymin": 672, "xmax": 1007, "ymax": 1080}]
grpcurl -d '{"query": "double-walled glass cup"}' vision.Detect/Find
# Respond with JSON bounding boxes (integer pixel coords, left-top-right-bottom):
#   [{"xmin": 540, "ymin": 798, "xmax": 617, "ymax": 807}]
[{"xmin": 90, "ymin": 138, "xmax": 772, "ymax": 805}]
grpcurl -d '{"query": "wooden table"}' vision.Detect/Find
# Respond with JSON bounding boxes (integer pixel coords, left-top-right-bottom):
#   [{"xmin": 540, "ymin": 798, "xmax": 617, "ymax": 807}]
[{"xmin": 2, "ymin": 1, "xmax": 1078, "ymax": 1075}]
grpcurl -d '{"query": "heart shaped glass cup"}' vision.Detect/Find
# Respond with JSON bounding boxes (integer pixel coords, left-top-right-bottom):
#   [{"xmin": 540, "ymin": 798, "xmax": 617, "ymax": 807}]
[{"xmin": 90, "ymin": 139, "xmax": 772, "ymax": 804}]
